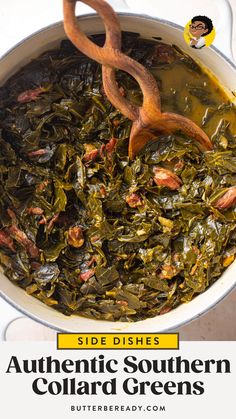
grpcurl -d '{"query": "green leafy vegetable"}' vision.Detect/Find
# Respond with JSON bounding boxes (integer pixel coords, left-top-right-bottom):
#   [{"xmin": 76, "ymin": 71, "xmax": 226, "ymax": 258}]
[{"xmin": 0, "ymin": 33, "xmax": 235, "ymax": 321}]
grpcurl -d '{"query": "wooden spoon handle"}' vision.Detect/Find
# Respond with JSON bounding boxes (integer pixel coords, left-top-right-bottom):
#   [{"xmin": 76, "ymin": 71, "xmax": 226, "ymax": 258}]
[
  {"xmin": 63, "ymin": 0, "xmax": 212, "ymax": 158},
  {"xmin": 63, "ymin": 0, "xmax": 161, "ymax": 121}
]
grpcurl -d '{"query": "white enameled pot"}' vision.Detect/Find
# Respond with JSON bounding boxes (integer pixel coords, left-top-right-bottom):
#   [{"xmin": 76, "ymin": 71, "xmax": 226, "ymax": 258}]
[{"xmin": 0, "ymin": 0, "xmax": 235, "ymax": 333}]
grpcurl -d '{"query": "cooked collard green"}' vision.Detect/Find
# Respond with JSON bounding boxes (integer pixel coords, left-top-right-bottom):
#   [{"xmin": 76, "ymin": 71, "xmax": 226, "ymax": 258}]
[{"xmin": 0, "ymin": 33, "xmax": 235, "ymax": 321}]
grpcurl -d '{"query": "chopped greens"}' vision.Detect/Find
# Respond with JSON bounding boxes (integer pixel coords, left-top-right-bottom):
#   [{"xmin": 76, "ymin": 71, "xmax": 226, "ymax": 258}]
[{"xmin": 0, "ymin": 33, "xmax": 235, "ymax": 321}]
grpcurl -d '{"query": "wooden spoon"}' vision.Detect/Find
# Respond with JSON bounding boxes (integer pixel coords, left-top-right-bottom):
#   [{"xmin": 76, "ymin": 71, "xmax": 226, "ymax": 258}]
[{"xmin": 63, "ymin": 0, "xmax": 212, "ymax": 158}]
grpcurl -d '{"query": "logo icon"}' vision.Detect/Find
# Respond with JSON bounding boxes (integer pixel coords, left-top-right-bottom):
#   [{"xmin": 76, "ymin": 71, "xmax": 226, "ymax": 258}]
[{"xmin": 184, "ymin": 15, "xmax": 215, "ymax": 49}]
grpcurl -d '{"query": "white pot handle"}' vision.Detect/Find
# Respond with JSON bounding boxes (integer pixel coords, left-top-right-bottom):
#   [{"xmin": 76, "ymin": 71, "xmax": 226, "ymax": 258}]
[
  {"xmin": 215, "ymin": 0, "xmax": 234, "ymax": 60},
  {"xmin": 107, "ymin": 0, "xmax": 234, "ymax": 61}
]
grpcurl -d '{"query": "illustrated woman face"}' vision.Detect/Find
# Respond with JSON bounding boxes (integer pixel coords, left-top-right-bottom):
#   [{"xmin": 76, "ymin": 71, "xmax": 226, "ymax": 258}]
[{"xmin": 189, "ymin": 21, "xmax": 208, "ymax": 38}]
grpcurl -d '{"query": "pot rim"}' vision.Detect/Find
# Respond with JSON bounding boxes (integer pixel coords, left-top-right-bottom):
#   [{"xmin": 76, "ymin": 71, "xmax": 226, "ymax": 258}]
[
  {"xmin": 0, "ymin": 12, "xmax": 235, "ymax": 70},
  {"xmin": 1, "ymin": 272, "xmax": 236, "ymax": 333},
  {"xmin": 0, "ymin": 12, "xmax": 235, "ymax": 333}
]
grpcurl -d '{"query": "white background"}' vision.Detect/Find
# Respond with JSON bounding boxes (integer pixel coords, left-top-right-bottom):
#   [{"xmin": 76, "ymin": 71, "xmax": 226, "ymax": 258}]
[{"xmin": 0, "ymin": 341, "xmax": 235, "ymax": 419}]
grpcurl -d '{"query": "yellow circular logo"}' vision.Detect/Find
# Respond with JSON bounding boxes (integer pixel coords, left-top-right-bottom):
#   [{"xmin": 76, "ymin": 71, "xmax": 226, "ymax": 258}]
[{"xmin": 184, "ymin": 16, "xmax": 215, "ymax": 49}]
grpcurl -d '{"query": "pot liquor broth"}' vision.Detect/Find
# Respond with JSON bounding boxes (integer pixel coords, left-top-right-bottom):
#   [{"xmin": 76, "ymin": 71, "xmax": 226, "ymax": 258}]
[{"xmin": 0, "ymin": 33, "xmax": 235, "ymax": 321}]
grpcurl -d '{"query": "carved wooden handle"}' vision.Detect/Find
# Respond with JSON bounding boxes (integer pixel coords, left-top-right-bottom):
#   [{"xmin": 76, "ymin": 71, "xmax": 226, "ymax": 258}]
[
  {"xmin": 63, "ymin": 0, "xmax": 212, "ymax": 158},
  {"xmin": 63, "ymin": 0, "xmax": 160, "ymax": 119}
]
